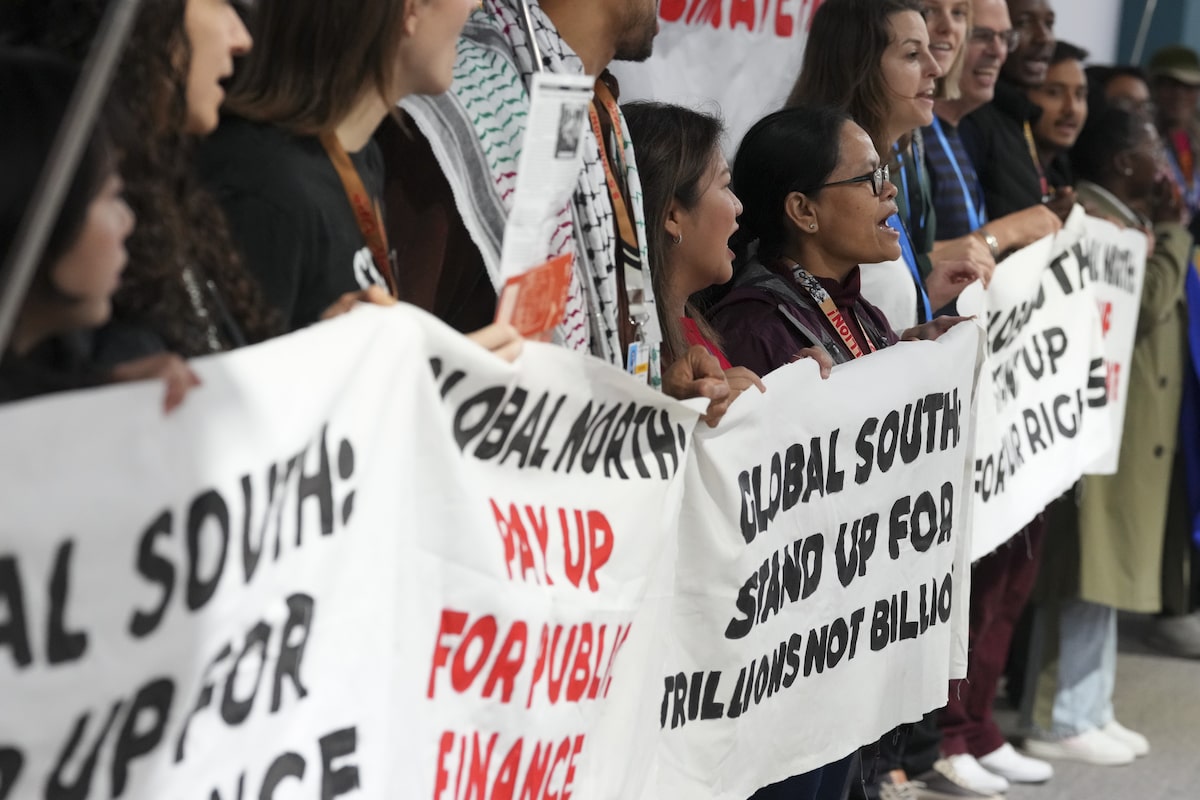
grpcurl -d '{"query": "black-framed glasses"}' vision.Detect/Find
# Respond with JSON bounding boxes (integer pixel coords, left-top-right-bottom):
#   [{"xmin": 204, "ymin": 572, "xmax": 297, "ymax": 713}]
[
  {"xmin": 970, "ymin": 26, "xmax": 1021, "ymax": 50},
  {"xmin": 820, "ymin": 164, "xmax": 890, "ymax": 197}
]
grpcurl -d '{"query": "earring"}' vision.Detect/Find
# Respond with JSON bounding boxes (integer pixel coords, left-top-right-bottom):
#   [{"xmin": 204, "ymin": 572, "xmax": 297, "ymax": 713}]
[
  {"xmin": 672, "ymin": 233, "xmax": 682, "ymax": 245},
  {"xmin": 1123, "ymin": 167, "xmax": 1133, "ymax": 176},
  {"xmin": 809, "ymin": 223, "xmax": 817, "ymax": 231}
]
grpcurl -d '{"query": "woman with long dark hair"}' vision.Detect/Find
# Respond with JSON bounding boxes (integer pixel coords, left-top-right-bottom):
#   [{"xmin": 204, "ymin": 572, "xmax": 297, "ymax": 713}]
[
  {"xmin": 709, "ymin": 104, "xmax": 963, "ymax": 799},
  {"xmin": 4, "ymin": 0, "xmax": 282, "ymax": 360}
]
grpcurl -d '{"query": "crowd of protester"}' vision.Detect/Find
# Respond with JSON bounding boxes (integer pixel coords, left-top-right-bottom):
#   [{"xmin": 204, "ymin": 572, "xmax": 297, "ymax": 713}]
[{"xmin": 1, "ymin": 0, "xmax": 1198, "ymax": 798}]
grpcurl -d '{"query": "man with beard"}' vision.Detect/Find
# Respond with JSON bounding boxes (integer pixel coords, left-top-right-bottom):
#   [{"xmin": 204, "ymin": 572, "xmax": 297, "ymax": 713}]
[
  {"xmin": 959, "ymin": 0, "xmax": 1074, "ymax": 220},
  {"xmin": 375, "ymin": 0, "xmax": 734, "ymax": 419},
  {"xmin": 1026, "ymin": 41, "xmax": 1089, "ymax": 191}
]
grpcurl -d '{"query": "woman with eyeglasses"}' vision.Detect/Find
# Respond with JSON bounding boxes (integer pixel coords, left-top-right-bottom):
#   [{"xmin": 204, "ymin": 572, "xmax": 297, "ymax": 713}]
[
  {"xmin": 786, "ymin": 0, "xmax": 994, "ymax": 339},
  {"xmin": 708, "ymin": 104, "xmax": 964, "ymax": 800}
]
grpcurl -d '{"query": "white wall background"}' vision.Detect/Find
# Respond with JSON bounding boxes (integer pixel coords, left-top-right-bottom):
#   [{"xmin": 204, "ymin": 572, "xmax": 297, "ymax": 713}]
[{"xmin": 1055, "ymin": 0, "xmax": 1123, "ymax": 64}]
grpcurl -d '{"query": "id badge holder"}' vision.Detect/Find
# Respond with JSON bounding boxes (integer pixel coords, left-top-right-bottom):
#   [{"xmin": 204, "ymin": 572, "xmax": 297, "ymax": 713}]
[{"xmin": 626, "ymin": 340, "xmax": 650, "ymax": 382}]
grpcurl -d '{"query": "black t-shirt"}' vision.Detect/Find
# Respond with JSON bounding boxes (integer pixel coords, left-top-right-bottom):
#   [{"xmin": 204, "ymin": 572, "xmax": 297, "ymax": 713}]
[{"xmin": 199, "ymin": 115, "xmax": 390, "ymax": 330}]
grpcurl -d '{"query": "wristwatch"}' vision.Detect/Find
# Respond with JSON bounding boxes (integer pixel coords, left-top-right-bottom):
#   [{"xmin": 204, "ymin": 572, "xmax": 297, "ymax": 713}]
[{"xmin": 976, "ymin": 228, "xmax": 1001, "ymax": 259}]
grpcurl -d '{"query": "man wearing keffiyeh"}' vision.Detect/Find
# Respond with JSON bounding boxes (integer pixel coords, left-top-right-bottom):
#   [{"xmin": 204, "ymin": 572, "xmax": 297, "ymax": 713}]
[{"xmin": 380, "ymin": 0, "xmax": 735, "ymax": 425}]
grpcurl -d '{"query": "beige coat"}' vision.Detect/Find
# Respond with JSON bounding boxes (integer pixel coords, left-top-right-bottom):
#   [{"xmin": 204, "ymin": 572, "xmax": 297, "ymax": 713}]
[{"xmin": 1039, "ymin": 183, "xmax": 1191, "ymax": 612}]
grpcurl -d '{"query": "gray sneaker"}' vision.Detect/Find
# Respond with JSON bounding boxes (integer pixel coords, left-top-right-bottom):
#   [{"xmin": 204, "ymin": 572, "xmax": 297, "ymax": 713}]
[
  {"xmin": 1145, "ymin": 612, "xmax": 1200, "ymax": 658},
  {"xmin": 879, "ymin": 774, "xmax": 922, "ymax": 800},
  {"xmin": 909, "ymin": 760, "xmax": 1005, "ymax": 800}
]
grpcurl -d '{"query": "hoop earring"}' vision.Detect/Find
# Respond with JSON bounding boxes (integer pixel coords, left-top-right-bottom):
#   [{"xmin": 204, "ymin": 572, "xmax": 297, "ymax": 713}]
[{"xmin": 672, "ymin": 233, "xmax": 682, "ymax": 245}]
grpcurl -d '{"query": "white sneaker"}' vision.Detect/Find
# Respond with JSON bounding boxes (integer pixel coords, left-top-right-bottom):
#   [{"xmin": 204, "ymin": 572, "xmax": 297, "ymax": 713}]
[
  {"xmin": 978, "ymin": 742, "xmax": 1054, "ymax": 784},
  {"xmin": 1022, "ymin": 728, "xmax": 1135, "ymax": 766},
  {"xmin": 940, "ymin": 754, "xmax": 1010, "ymax": 794},
  {"xmin": 1100, "ymin": 720, "xmax": 1149, "ymax": 757}
]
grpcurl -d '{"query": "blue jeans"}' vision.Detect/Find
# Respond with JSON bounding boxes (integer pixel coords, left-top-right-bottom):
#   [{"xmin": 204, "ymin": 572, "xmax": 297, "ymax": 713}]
[{"xmin": 1051, "ymin": 599, "xmax": 1116, "ymax": 736}]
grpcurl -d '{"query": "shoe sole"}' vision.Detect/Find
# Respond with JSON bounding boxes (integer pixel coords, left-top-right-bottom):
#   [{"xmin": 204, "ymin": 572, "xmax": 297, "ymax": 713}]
[
  {"xmin": 1021, "ymin": 741, "xmax": 1133, "ymax": 767},
  {"xmin": 977, "ymin": 767, "xmax": 1051, "ymax": 785}
]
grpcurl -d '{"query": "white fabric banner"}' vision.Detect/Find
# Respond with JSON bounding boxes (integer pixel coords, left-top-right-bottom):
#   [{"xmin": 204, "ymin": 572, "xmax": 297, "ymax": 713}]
[
  {"xmin": 1080, "ymin": 214, "xmax": 1149, "ymax": 475},
  {"xmin": 613, "ymin": 1, "xmax": 822, "ymax": 149},
  {"xmin": 0, "ymin": 306, "xmax": 695, "ymax": 800},
  {"xmin": 959, "ymin": 208, "xmax": 1113, "ymax": 559},
  {"xmin": 585, "ymin": 324, "xmax": 985, "ymax": 799},
  {"xmin": 0, "ymin": 305, "xmax": 984, "ymax": 799}
]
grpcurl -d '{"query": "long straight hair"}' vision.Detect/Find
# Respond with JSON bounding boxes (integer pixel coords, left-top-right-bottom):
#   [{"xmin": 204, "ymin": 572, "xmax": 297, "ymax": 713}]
[
  {"xmin": 225, "ymin": 0, "xmax": 411, "ymax": 134},
  {"xmin": 786, "ymin": 0, "xmax": 926, "ymax": 157},
  {"xmin": 622, "ymin": 102, "xmax": 726, "ymax": 366}
]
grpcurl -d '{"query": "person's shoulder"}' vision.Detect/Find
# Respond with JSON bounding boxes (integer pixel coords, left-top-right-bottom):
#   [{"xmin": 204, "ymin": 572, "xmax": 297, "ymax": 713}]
[{"xmin": 200, "ymin": 117, "xmax": 324, "ymax": 213}]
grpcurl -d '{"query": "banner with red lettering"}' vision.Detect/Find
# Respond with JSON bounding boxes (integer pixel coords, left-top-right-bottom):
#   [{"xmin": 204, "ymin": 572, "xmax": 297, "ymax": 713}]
[
  {"xmin": 958, "ymin": 209, "xmax": 1114, "ymax": 559},
  {"xmin": 613, "ymin": 1, "xmax": 824, "ymax": 147},
  {"xmin": 0, "ymin": 305, "xmax": 695, "ymax": 799}
]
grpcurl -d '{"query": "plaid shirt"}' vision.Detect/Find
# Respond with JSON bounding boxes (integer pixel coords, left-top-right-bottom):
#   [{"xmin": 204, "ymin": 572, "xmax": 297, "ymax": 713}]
[{"xmin": 923, "ymin": 118, "xmax": 987, "ymax": 241}]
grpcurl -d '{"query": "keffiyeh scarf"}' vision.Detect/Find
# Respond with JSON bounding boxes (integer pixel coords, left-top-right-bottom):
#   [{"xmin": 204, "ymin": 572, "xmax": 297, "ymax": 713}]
[{"xmin": 400, "ymin": 0, "xmax": 662, "ymax": 369}]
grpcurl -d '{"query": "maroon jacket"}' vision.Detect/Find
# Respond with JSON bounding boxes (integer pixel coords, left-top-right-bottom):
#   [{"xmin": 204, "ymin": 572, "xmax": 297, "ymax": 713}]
[{"xmin": 707, "ymin": 259, "xmax": 898, "ymax": 376}]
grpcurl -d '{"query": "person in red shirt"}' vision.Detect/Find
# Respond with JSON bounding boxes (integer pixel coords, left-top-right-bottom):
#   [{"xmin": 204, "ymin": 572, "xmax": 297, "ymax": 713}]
[{"xmin": 621, "ymin": 102, "xmax": 774, "ymax": 404}]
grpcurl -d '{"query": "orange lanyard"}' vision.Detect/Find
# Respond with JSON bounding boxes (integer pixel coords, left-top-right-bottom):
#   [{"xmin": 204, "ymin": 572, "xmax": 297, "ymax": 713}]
[
  {"xmin": 587, "ymin": 79, "xmax": 639, "ymax": 254},
  {"xmin": 1022, "ymin": 121, "xmax": 1051, "ymax": 203},
  {"xmin": 787, "ymin": 262, "xmax": 876, "ymax": 359},
  {"xmin": 319, "ymin": 132, "xmax": 397, "ymax": 297}
]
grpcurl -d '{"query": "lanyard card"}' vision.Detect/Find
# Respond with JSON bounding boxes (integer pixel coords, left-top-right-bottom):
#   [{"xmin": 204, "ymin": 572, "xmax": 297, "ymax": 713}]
[
  {"xmin": 494, "ymin": 253, "xmax": 574, "ymax": 337},
  {"xmin": 626, "ymin": 340, "xmax": 650, "ymax": 380}
]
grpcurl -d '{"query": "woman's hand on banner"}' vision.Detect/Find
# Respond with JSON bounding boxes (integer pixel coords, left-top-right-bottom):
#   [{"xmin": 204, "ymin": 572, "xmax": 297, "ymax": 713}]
[
  {"xmin": 925, "ymin": 255, "xmax": 988, "ymax": 309},
  {"xmin": 723, "ymin": 366, "xmax": 767, "ymax": 406},
  {"xmin": 664, "ymin": 345, "xmax": 732, "ymax": 428},
  {"xmin": 320, "ymin": 285, "xmax": 397, "ymax": 320},
  {"xmin": 467, "ymin": 322, "xmax": 524, "ymax": 362},
  {"xmin": 791, "ymin": 345, "xmax": 833, "ymax": 379},
  {"xmin": 900, "ymin": 315, "xmax": 973, "ymax": 343},
  {"xmin": 109, "ymin": 353, "xmax": 201, "ymax": 413}
]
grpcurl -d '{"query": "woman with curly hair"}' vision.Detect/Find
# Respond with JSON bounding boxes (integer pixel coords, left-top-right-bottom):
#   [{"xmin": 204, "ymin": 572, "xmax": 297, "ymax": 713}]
[{"xmin": 4, "ymin": 0, "xmax": 282, "ymax": 359}]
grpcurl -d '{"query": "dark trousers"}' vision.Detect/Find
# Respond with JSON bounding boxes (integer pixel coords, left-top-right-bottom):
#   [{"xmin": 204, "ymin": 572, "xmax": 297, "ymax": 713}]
[
  {"xmin": 750, "ymin": 753, "xmax": 856, "ymax": 800},
  {"xmin": 940, "ymin": 517, "xmax": 1046, "ymax": 757},
  {"xmin": 846, "ymin": 714, "xmax": 942, "ymax": 800}
]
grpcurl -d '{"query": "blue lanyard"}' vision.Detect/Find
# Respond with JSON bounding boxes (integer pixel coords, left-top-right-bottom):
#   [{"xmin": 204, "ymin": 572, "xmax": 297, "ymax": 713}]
[
  {"xmin": 888, "ymin": 212, "xmax": 933, "ymax": 323},
  {"xmin": 930, "ymin": 117, "xmax": 985, "ymax": 232},
  {"xmin": 894, "ymin": 147, "xmax": 927, "ymax": 237}
]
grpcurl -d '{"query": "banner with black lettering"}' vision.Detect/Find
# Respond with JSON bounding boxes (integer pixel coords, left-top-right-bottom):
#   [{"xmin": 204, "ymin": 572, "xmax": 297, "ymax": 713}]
[
  {"xmin": 582, "ymin": 324, "xmax": 984, "ymax": 799},
  {"xmin": 0, "ymin": 306, "xmax": 696, "ymax": 799},
  {"xmin": 959, "ymin": 208, "xmax": 1112, "ymax": 559},
  {"xmin": 1080, "ymin": 214, "xmax": 1148, "ymax": 475}
]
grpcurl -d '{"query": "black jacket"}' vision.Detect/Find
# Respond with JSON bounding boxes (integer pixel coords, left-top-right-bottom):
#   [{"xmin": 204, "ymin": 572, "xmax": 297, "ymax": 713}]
[{"xmin": 960, "ymin": 80, "xmax": 1046, "ymax": 219}]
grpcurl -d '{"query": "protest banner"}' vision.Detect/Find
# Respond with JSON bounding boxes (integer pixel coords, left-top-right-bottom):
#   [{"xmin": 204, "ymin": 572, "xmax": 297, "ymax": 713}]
[
  {"xmin": 579, "ymin": 323, "xmax": 985, "ymax": 800},
  {"xmin": 1079, "ymin": 214, "xmax": 1149, "ymax": 475},
  {"xmin": 959, "ymin": 209, "xmax": 1112, "ymax": 559},
  {"xmin": 612, "ymin": 1, "xmax": 824, "ymax": 148},
  {"xmin": 0, "ymin": 305, "xmax": 696, "ymax": 799}
]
